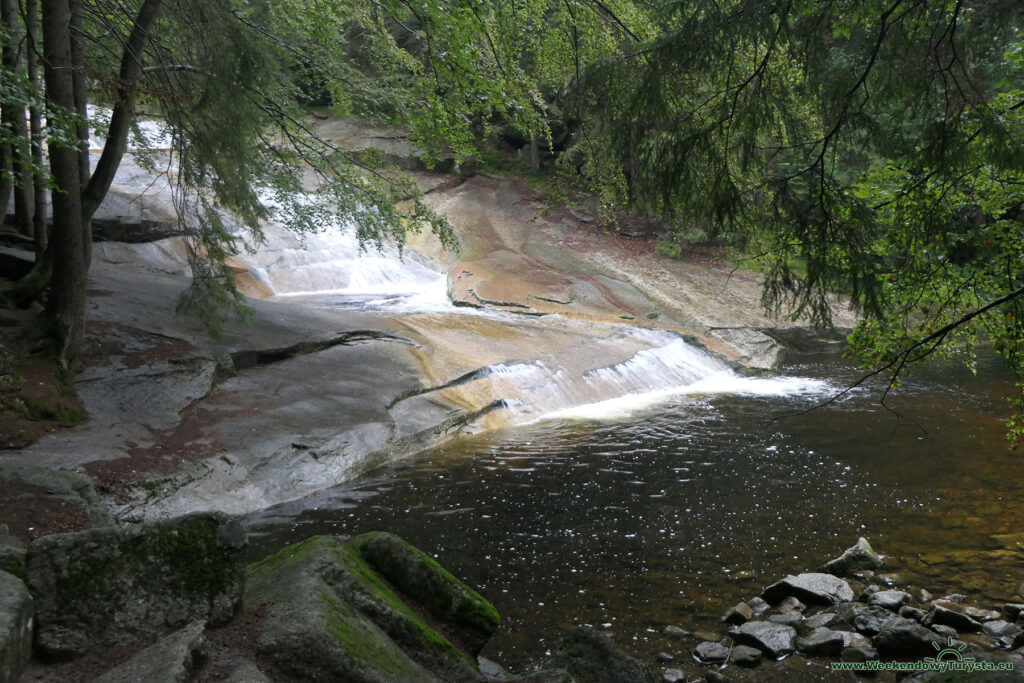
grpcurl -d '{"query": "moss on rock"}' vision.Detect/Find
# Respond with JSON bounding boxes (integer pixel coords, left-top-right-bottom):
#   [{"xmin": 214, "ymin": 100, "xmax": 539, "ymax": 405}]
[
  {"xmin": 25, "ymin": 512, "xmax": 245, "ymax": 657},
  {"xmin": 246, "ymin": 533, "xmax": 496, "ymax": 682},
  {"xmin": 352, "ymin": 531, "xmax": 500, "ymax": 654}
]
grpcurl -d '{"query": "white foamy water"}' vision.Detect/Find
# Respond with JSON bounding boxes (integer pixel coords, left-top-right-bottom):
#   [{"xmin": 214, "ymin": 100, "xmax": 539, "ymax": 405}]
[
  {"xmin": 538, "ymin": 375, "xmax": 831, "ymax": 421},
  {"xmin": 479, "ymin": 330, "xmax": 832, "ymax": 423},
  {"xmin": 87, "ymin": 105, "xmax": 173, "ymax": 151},
  {"xmin": 232, "ymin": 198, "xmax": 453, "ymax": 311}
]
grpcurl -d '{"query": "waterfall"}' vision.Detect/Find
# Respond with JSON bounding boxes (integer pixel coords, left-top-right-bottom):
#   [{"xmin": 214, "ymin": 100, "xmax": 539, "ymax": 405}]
[
  {"xmin": 223, "ymin": 188, "xmax": 831, "ymax": 423},
  {"xmin": 460, "ymin": 329, "xmax": 831, "ymax": 423},
  {"xmin": 232, "ymin": 221, "xmax": 452, "ymax": 311}
]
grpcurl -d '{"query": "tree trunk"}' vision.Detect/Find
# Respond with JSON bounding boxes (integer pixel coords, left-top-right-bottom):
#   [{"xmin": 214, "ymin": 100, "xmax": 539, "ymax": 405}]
[
  {"xmin": 0, "ymin": 0, "xmax": 16, "ymax": 224},
  {"xmin": 81, "ymin": 0, "xmax": 162, "ymax": 221},
  {"xmin": 69, "ymin": 0, "xmax": 90, "ymax": 266},
  {"xmin": 3, "ymin": 0, "xmax": 33, "ymax": 240},
  {"xmin": 42, "ymin": 0, "xmax": 87, "ymax": 367},
  {"xmin": 26, "ymin": 0, "xmax": 47, "ymax": 255}
]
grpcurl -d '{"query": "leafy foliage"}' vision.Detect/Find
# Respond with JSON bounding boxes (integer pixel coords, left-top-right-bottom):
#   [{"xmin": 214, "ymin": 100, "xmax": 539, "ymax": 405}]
[{"xmin": 566, "ymin": 1, "xmax": 1024, "ymax": 441}]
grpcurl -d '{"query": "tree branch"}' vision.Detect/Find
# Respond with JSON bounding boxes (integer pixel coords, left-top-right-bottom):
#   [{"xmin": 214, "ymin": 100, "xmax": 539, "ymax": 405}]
[{"xmin": 80, "ymin": 0, "xmax": 162, "ymax": 221}]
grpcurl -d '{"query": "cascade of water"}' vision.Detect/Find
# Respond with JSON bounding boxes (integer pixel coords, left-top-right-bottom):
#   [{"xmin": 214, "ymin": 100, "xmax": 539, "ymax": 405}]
[
  {"xmin": 228, "ymin": 183, "xmax": 830, "ymax": 419},
  {"xmin": 232, "ymin": 219, "xmax": 451, "ymax": 310},
  {"xmin": 476, "ymin": 329, "xmax": 831, "ymax": 422}
]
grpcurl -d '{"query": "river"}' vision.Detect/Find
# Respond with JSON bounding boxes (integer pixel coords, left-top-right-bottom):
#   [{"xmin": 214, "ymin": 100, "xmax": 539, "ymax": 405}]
[{"xmin": 245, "ymin": 342, "xmax": 1022, "ymax": 673}]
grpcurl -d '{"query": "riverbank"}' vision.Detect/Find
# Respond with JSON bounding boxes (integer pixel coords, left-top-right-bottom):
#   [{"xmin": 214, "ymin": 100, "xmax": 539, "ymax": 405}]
[{"xmin": 7, "ymin": 517, "xmax": 1024, "ymax": 682}]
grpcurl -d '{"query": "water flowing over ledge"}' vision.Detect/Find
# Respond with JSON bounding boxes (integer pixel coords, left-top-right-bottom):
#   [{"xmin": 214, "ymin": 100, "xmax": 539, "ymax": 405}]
[{"xmin": 14, "ymin": 151, "xmax": 852, "ymax": 522}]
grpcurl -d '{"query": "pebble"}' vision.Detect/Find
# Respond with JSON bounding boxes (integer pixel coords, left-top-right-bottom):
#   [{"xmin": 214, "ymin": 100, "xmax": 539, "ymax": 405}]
[
  {"xmin": 721, "ymin": 601, "xmax": 753, "ymax": 625},
  {"xmin": 747, "ymin": 597, "xmax": 769, "ymax": 615},
  {"xmin": 803, "ymin": 611, "xmax": 837, "ymax": 629},
  {"xmin": 729, "ymin": 644, "xmax": 762, "ymax": 667},
  {"xmin": 662, "ymin": 668, "xmax": 685, "ymax": 683},
  {"xmin": 693, "ymin": 640, "xmax": 729, "ymax": 664},
  {"xmin": 663, "ymin": 625, "xmax": 692, "ymax": 640}
]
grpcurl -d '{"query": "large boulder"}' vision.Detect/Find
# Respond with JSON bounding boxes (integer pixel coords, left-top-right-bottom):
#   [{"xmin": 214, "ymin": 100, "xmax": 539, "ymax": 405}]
[
  {"xmin": 762, "ymin": 573, "xmax": 854, "ymax": 606},
  {"xmin": 547, "ymin": 626, "xmax": 655, "ymax": 683},
  {"xmin": 245, "ymin": 533, "xmax": 497, "ymax": 682},
  {"xmin": 0, "ymin": 570, "xmax": 32, "ymax": 683},
  {"xmin": 820, "ymin": 538, "xmax": 883, "ymax": 576},
  {"xmin": 25, "ymin": 512, "xmax": 245, "ymax": 656}
]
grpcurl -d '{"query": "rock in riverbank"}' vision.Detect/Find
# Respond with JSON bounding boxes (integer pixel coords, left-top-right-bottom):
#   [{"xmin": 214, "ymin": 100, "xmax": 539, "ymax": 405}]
[
  {"xmin": 658, "ymin": 539, "xmax": 1024, "ymax": 681},
  {"xmin": 0, "ymin": 570, "xmax": 32, "ymax": 683},
  {"xmin": 548, "ymin": 626, "xmax": 656, "ymax": 683},
  {"xmin": 245, "ymin": 533, "xmax": 495, "ymax": 682},
  {"xmin": 25, "ymin": 512, "xmax": 245, "ymax": 657}
]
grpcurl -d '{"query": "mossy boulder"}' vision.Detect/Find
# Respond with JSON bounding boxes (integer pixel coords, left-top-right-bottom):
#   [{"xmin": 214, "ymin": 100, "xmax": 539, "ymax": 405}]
[
  {"xmin": 245, "ymin": 533, "xmax": 496, "ymax": 682},
  {"xmin": 352, "ymin": 530, "xmax": 499, "ymax": 655},
  {"xmin": 25, "ymin": 512, "xmax": 245, "ymax": 656}
]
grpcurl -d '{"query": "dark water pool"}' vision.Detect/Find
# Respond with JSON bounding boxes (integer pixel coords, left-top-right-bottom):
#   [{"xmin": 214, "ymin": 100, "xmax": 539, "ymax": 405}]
[{"xmin": 245, "ymin": 347, "xmax": 1024, "ymax": 672}]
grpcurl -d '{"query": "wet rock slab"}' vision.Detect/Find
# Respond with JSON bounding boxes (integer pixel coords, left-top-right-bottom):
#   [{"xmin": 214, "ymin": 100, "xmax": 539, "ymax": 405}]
[
  {"xmin": 820, "ymin": 537, "xmax": 883, "ymax": 576},
  {"xmin": 923, "ymin": 601, "xmax": 984, "ymax": 633},
  {"xmin": 868, "ymin": 590, "xmax": 910, "ymax": 611},
  {"xmin": 853, "ymin": 605, "xmax": 901, "ymax": 635},
  {"xmin": 873, "ymin": 618, "xmax": 944, "ymax": 658},
  {"xmin": 795, "ymin": 627, "xmax": 844, "ymax": 656},
  {"xmin": 692, "ymin": 641, "xmax": 729, "ymax": 664}
]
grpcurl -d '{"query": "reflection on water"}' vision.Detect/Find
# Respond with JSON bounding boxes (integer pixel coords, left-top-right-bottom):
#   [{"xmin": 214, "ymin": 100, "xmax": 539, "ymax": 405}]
[{"xmin": 246, "ymin": 349, "xmax": 1024, "ymax": 671}]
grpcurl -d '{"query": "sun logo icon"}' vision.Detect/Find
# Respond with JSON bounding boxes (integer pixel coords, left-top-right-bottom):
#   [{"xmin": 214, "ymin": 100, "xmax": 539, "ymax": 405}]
[{"xmin": 924, "ymin": 637, "xmax": 975, "ymax": 663}]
